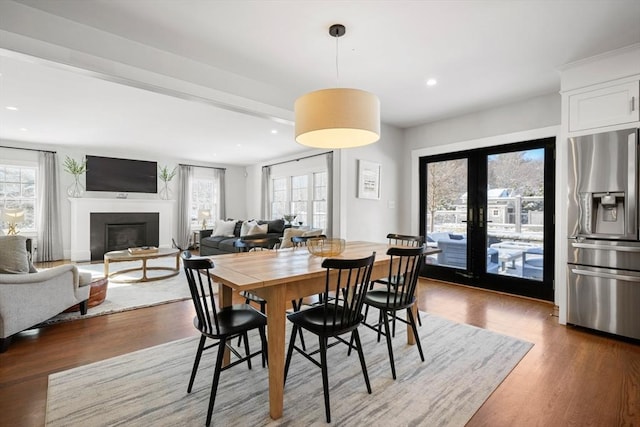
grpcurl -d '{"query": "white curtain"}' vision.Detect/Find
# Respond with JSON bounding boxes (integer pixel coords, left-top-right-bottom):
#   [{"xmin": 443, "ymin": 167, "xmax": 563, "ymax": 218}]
[
  {"xmin": 176, "ymin": 164, "xmax": 193, "ymax": 249},
  {"xmin": 214, "ymin": 168, "xmax": 226, "ymax": 220},
  {"xmin": 261, "ymin": 165, "xmax": 271, "ymax": 219},
  {"xmin": 36, "ymin": 152, "xmax": 63, "ymax": 261},
  {"xmin": 325, "ymin": 152, "xmax": 334, "ymax": 237}
]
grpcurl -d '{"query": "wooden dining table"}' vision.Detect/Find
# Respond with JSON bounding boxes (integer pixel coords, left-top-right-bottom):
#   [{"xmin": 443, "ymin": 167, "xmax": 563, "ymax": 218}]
[{"xmin": 208, "ymin": 240, "xmax": 439, "ymax": 420}]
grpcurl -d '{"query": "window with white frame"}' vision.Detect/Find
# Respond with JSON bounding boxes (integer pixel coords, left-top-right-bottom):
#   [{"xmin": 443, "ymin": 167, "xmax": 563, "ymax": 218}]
[
  {"xmin": 190, "ymin": 169, "xmax": 222, "ymax": 229},
  {"xmin": 0, "ymin": 163, "xmax": 37, "ymax": 232},
  {"xmin": 270, "ymin": 170, "xmax": 327, "ymax": 229}
]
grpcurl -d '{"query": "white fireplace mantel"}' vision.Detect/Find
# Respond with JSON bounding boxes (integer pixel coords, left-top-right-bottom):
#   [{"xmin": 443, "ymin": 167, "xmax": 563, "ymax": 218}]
[{"xmin": 69, "ymin": 198, "xmax": 176, "ymax": 261}]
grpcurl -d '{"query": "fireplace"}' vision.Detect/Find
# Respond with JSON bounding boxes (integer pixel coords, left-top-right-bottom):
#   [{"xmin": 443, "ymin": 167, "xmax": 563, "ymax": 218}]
[{"xmin": 90, "ymin": 212, "xmax": 160, "ymax": 260}]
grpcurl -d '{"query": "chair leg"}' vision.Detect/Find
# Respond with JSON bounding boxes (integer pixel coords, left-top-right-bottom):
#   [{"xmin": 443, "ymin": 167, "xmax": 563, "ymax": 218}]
[
  {"xmin": 258, "ymin": 325, "xmax": 268, "ymax": 368},
  {"xmin": 206, "ymin": 337, "xmax": 227, "ymax": 427},
  {"xmin": 407, "ymin": 308, "xmax": 425, "ymax": 362},
  {"xmin": 382, "ymin": 310, "xmax": 397, "ymax": 380},
  {"xmin": 238, "ymin": 297, "xmax": 252, "ymax": 346},
  {"xmin": 291, "ymin": 299, "xmax": 307, "ymax": 351},
  {"xmin": 0, "ymin": 336, "xmax": 12, "ymax": 353},
  {"xmin": 242, "ymin": 332, "xmax": 252, "ymax": 370},
  {"xmin": 319, "ymin": 336, "xmax": 331, "ymax": 423},
  {"xmin": 352, "ymin": 329, "xmax": 372, "ymax": 394},
  {"xmin": 188, "ymin": 335, "xmax": 207, "ymax": 393},
  {"xmin": 284, "ymin": 325, "xmax": 298, "ymax": 385},
  {"xmin": 79, "ymin": 299, "xmax": 89, "ymax": 315}
]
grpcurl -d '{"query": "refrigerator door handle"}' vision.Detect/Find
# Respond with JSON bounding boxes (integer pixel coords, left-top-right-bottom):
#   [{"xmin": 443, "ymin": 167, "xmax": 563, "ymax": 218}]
[
  {"xmin": 571, "ymin": 242, "xmax": 640, "ymax": 252},
  {"xmin": 571, "ymin": 268, "xmax": 640, "ymax": 282},
  {"xmin": 627, "ymin": 131, "xmax": 637, "ymax": 237}
]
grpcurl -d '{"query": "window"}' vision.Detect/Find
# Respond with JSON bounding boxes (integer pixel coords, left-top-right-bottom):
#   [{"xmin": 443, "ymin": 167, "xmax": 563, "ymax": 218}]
[
  {"xmin": 190, "ymin": 170, "xmax": 222, "ymax": 229},
  {"xmin": 270, "ymin": 171, "xmax": 327, "ymax": 229},
  {"xmin": 0, "ymin": 163, "xmax": 37, "ymax": 232}
]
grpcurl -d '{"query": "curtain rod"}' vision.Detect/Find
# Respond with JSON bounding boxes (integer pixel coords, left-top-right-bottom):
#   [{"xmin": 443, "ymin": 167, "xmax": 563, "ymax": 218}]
[
  {"xmin": 0, "ymin": 145, "xmax": 56, "ymax": 154},
  {"xmin": 264, "ymin": 151, "xmax": 333, "ymax": 168},
  {"xmin": 179, "ymin": 163, "xmax": 226, "ymax": 171}
]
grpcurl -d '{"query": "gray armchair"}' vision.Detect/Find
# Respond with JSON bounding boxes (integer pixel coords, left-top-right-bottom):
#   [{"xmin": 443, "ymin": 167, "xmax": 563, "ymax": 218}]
[{"xmin": 0, "ymin": 236, "xmax": 92, "ymax": 352}]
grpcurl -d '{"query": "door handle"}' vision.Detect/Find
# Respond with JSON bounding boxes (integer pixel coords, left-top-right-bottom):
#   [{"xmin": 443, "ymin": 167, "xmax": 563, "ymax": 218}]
[
  {"xmin": 571, "ymin": 242, "xmax": 640, "ymax": 252},
  {"xmin": 571, "ymin": 268, "xmax": 640, "ymax": 282}
]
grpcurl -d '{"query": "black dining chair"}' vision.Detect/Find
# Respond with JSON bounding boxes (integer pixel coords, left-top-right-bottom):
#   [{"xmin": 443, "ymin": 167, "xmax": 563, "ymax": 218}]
[
  {"xmin": 365, "ymin": 233, "xmax": 425, "ymax": 331},
  {"xmin": 284, "ymin": 252, "xmax": 376, "ymax": 423},
  {"xmin": 360, "ymin": 246, "xmax": 426, "ymax": 380},
  {"xmin": 182, "ymin": 252, "xmax": 268, "ymax": 427}
]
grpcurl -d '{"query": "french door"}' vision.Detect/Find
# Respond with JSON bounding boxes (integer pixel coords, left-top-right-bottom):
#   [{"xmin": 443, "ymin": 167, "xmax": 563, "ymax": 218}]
[{"xmin": 419, "ymin": 138, "xmax": 555, "ymax": 301}]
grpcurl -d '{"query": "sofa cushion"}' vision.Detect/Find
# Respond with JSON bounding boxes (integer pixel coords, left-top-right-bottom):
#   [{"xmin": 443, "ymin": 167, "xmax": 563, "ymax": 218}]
[
  {"xmin": 0, "ymin": 235, "xmax": 34, "ymax": 274},
  {"xmin": 212, "ymin": 219, "xmax": 237, "ymax": 237},
  {"xmin": 280, "ymin": 228, "xmax": 307, "ymax": 249},
  {"xmin": 218, "ymin": 238, "xmax": 240, "ymax": 253},
  {"xmin": 247, "ymin": 223, "xmax": 268, "ymax": 236},
  {"xmin": 258, "ymin": 219, "xmax": 285, "ymax": 234},
  {"xmin": 240, "ymin": 220, "xmax": 258, "ymax": 236}
]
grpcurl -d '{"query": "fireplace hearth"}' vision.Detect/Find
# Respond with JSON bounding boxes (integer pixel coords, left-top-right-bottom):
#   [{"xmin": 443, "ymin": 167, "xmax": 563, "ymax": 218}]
[{"xmin": 90, "ymin": 213, "xmax": 159, "ymax": 260}]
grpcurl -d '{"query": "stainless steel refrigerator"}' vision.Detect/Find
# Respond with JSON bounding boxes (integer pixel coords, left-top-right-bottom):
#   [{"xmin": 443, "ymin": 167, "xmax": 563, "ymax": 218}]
[{"xmin": 567, "ymin": 127, "xmax": 640, "ymax": 340}]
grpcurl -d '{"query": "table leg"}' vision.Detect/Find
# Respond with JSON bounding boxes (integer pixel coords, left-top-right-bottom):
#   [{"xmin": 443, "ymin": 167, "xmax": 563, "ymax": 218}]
[
  {"xmin": 408, "ymin": 286, "xmax": 418, "ymax": 346},
  {"xmin": 259, "ymin": 286, "xmax": 286, "ymax": 420},
  {"xmin": 104, "ymin": 259, "xmax": 109, "ymax": 278},
  {"xmin": 219, "ymin": 283, "xmax": 233, "ymax": 366},
  {"xmin": 141, "ymin": 259, "xmax": 148, "ymax": 281}
]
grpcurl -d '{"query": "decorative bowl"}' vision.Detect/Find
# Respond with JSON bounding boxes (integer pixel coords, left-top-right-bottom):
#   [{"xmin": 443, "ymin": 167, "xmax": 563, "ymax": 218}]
[{"xmin": 307, "ymin": 238, "xmax": 346, "ymax": 257}]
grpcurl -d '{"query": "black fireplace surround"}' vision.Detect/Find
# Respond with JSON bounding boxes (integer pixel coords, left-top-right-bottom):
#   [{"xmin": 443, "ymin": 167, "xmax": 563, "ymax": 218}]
[{"xmin": 90, "ymin": 212, "xmax": 160, "ymax": 260}]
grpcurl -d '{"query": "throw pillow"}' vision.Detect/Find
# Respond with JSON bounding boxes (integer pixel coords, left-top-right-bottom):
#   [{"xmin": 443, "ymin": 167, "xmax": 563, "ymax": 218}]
[
  {"xmin": 302, "ymin": 228, "xmax": 324, "ymax": 237},
  {"xmin": 213, "ymin": 219, "xmax": 237, "ymax": 237},
  {"xmin": 0, "ymin": 235, "xmax": 32, "ymax": 274},
  {"xmin": 240, "ymin": 220, "xmax": 258, "ymax": 236},
  {"xmin": 247, "ymin": 223, "xmax": 268, "ymax": 236},
  {"xmin": 280, "ymin": 228, "xmax": 307, "ymax": 249}
]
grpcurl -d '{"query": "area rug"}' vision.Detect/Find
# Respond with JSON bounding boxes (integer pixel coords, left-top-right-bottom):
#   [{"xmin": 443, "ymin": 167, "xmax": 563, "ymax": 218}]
[
  {"xmin": 45, "ymin": 312, "xmax": 533, "ymax": 426},
  {"xmin": 39, "ymin": 258, "xmax": 194, "ymax": 325}
]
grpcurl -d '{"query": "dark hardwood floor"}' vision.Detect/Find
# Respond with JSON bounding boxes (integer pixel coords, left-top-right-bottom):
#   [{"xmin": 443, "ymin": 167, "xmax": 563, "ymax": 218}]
[{"xmin": 1, "ymin": 278, "xmax": 638, "ymax": 426}]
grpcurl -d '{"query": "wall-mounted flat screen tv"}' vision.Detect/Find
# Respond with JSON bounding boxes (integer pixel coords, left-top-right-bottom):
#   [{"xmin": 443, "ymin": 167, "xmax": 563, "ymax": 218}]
[{"xmin": 85, "ymin": 156, "xmax": 157, "ymax": 193}]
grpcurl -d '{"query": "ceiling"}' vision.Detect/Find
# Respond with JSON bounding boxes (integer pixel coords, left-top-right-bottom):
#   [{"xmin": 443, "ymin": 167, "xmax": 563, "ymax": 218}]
[{"xmin": 1, "ymin": 0, "xmax": 639, "ymax": 165}]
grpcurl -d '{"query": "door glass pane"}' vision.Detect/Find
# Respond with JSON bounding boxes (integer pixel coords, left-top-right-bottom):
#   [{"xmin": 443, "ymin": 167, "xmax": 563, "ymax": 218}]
[
  {"xmin": 425, "ymin": 158, "xmax": 468, "ymax": 269},
  {"xmin": 486, "ymin": 149, "xmax": 544, "ymax": 280}
]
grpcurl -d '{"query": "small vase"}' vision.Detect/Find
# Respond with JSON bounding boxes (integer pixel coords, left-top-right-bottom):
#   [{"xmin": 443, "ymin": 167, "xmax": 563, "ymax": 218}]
[
  {"xmin": 67, "ymin": 175, "xmax": 85, "ymax": 198},
  {"xmin": 159, "ymin": 181, "xmax": 172, "ymax": 200}
]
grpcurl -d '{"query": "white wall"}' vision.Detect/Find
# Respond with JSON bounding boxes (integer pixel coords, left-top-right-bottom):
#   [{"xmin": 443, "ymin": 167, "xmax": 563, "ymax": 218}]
[
  {"xmin": 0, "ymin": 139, "xmax": 245, "ymax": 259},
  {"xmin": 244, "ymin": 122, "xmax": 404, "ymax": 242}
]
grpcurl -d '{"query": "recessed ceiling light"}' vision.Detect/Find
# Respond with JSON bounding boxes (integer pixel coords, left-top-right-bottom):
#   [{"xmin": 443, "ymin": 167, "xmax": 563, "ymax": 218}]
[
  {"xmin": 236, "ymin": 144, "xmax": 242, "ymax": 148},
  {"xmin": 426, "ymin": 78, "xmax": 437, "ymax": 87},
  {"xmin": 20, "ymin": 127, "xmax": 28, "ymax": 131},
  {"xmin": 271, "ymin": 129, "xmax": 278, "ymax": 134},
  {"xmin": 6, "ymin": 106, "xmax": 18, "ymax": 111}
]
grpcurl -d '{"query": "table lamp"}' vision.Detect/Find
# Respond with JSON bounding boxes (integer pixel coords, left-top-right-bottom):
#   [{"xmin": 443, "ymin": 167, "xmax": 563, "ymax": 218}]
[
  {"xmin": 198, "ymin": 209, "xmax": 211, "ymax": 230},
  {"xmin": 2, "ymin": 207, "xmax": 25, "ymax": 235}
]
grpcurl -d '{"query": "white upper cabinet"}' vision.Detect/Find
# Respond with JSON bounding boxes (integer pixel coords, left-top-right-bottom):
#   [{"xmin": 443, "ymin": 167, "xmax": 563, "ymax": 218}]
[{"xmin": 568, "ymin": 80, "xmax": 639, "ymax": 132}]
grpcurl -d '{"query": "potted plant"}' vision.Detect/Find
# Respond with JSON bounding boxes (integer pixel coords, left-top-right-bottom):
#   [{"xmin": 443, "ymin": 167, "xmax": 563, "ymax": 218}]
[
  {"xmin": 63, "ymin": 156, "xmax": 87, "ymax": 197},
  {"xmin": 158, "ymin": 165, "xmax": 177, "ymax": 200}
]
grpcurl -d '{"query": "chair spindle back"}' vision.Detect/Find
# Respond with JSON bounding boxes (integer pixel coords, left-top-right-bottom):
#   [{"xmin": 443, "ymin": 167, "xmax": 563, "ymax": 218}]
[
  {"xmin": 386, "ymin": 233, "xmax": 424, "ymax": 247},
  {"xmin": 319, "ymin": 253, "xmax": 376, "ymax": 331},
  {"xmin": 384, "ymin": 246, "xmax": 425, "ymax": 306},
  {"xmin": 182, "ymin": 253, "xmax": 220, "ymax": 335}
]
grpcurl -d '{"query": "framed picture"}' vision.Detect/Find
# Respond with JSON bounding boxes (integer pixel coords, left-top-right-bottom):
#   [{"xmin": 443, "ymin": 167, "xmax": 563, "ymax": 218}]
[{"xmin": 357, "ymin": 160, "xmax": 381, "ymax": 200}]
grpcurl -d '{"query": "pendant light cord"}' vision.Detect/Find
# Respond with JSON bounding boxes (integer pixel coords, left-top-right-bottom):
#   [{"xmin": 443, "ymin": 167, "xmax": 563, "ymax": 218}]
[{"xmin": 335, "ymin": 34, "xmax": 340, "ymax": 87}]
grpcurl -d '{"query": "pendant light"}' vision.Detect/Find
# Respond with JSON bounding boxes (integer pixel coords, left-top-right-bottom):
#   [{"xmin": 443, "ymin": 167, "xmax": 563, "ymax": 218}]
[{"xmin": 295, "ymin": 24, "xmax": 380, "ymax": 149}]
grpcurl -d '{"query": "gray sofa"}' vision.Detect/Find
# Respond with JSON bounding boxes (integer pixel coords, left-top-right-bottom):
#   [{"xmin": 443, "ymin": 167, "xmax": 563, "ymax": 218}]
[{"xmin": 199, "ymin": 219, "xmax": 286, "ymax": 256}]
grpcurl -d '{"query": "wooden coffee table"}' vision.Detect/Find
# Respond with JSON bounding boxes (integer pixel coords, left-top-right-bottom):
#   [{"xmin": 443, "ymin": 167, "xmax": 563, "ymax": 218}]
[{"xmin": 103, "ymin": 247, "xmax": 180, "ymax": 283}]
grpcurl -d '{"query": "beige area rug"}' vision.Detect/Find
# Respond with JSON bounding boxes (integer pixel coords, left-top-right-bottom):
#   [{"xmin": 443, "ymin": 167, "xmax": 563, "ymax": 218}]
[
  {"xmin": 46, "ymin": 311, "xmax": 533, "ymax": 426},
  {"xmin": 39, "ymin": 257, "xmax": 195, "ymax": 325}
]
